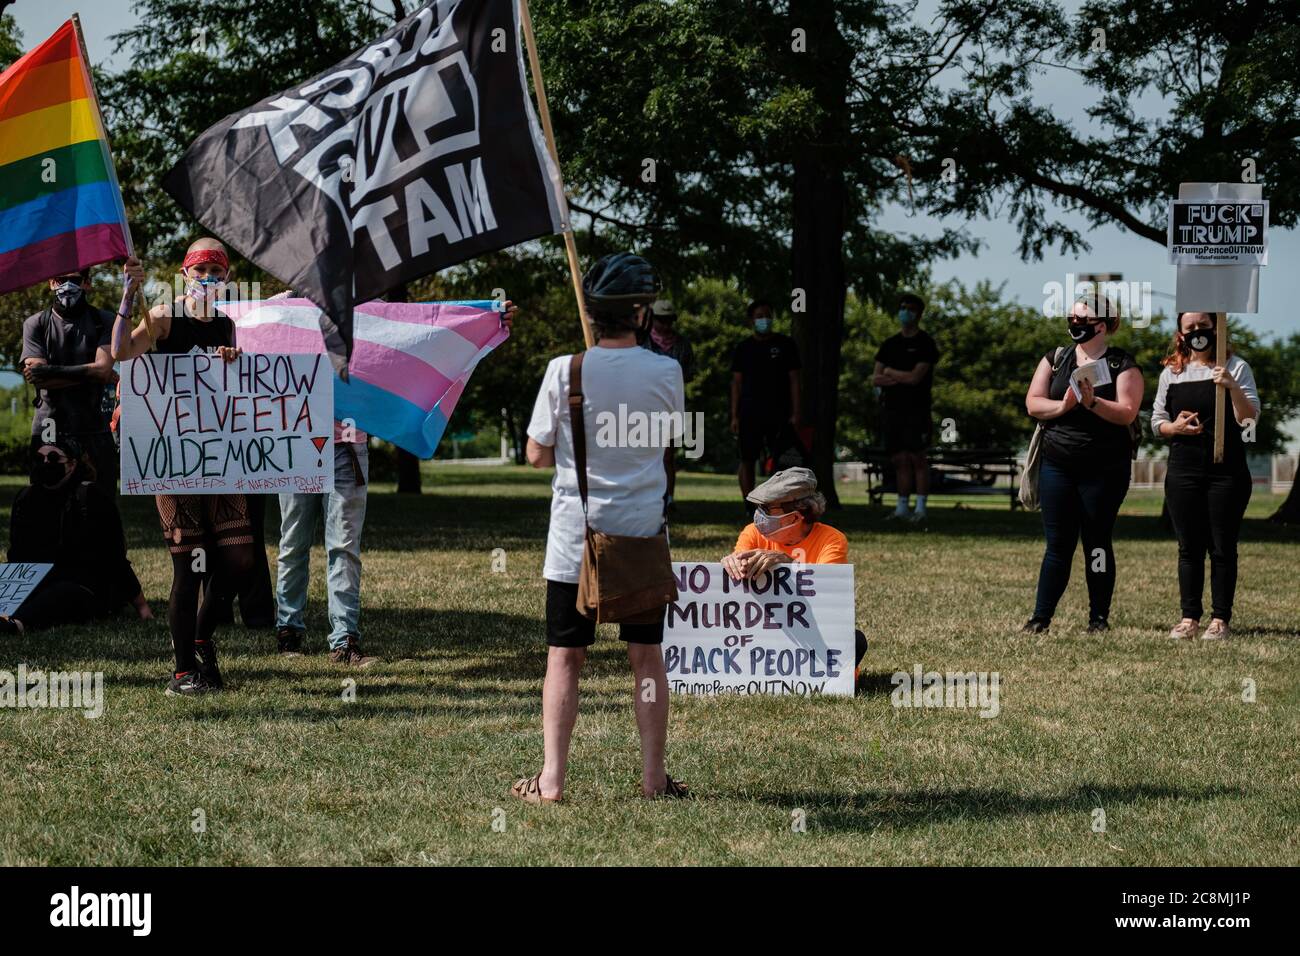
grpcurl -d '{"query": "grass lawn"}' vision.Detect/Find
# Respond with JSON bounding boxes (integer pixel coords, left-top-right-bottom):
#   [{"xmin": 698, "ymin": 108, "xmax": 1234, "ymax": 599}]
[{"xmin": 0, "ymin": 465, "xmax": 1296, "ymax": 866}]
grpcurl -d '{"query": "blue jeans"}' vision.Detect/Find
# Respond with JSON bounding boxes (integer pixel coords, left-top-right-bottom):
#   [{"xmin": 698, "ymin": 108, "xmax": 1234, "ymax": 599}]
[
  {"xmin": 275, "ymin": 442, "xmax": 369, "ymax": 649},
  {"xmin": 1033, "ymin": 454, "xmax": 1131, "ymax": 622}
]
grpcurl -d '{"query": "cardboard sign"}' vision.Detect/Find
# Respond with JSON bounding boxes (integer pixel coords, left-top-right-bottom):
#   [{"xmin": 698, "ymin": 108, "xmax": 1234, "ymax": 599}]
[
  {"xmin": 0, "ymin": 563, "xmax": 53, "ymax": 617},
  {"xmin": 1168, "ymin": 198, "xmax": 1268, "ymax": 266},
  {"xmin": 662, "ymin": 562, "xmax": 856, "ymax": 697},
  {"xmin": 1173, "ymin": 183, "xmax": 1266, "ymax": 313},
  {"xmin": 120, "ymin": 352, "xmax": 334, "ymax": 495}
]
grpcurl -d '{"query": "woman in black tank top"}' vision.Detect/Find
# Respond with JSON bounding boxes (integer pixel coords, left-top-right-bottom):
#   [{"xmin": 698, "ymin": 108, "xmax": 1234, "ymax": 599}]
[
  {"xmin": 1152, "ymin": 313, "xmax": 1260, "ymax": 640},
  {"xmin": 1022, "ymin": 294, "xmax": 1144, "ymax": 634}
]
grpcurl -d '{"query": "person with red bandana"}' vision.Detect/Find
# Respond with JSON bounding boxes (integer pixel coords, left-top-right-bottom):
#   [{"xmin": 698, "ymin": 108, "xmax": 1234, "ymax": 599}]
[{"xmin": 113, "ymin": 239, "xmax": 255, "ymax": 696}]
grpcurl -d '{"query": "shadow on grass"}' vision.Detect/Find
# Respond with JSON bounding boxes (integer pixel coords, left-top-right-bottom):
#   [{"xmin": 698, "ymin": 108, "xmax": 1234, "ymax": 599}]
[{"xmin": 748, "ymin": 782, "xmax": 1248, "ymax": 832}]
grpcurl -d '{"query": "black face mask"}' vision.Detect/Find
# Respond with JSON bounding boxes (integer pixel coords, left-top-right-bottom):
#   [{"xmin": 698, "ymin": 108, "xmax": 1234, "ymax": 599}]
[
  {"xmin": 1184, "ymin": 328, "xmax": 1216, "ymax": 353},
  {"xmin": 32, "ymin": 460, "xmax": 71, "ymax": 488},
  {"xmin": 1068, "ymin": 320, "xmax": 1101, "ymax": 344}
]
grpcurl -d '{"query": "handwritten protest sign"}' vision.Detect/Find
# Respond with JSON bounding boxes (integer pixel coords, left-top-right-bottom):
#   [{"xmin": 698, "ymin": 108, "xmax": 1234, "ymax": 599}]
[
  {"xmin": 1167, "ymin": 198, "xmax": 1269, "ymax": 266},
  {"xmin": 0, "ymin": 563, "xmax": 52, "ymax": 617},
  {"xmin": 662, "ymin": 562, "xmax": 856, "ymax": 697},
  {"xmin": 120, "ymin": 352, "xmax": 333, "ymax": 495}
]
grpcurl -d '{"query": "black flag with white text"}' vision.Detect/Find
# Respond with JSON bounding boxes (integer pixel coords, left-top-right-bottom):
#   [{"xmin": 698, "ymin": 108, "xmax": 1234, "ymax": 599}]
[{"xmin": 163, "ymin": 0, "xmax": 565, "ymax": 375}]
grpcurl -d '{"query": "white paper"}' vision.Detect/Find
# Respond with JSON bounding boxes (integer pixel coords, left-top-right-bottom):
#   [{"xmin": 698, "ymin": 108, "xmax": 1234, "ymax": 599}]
[
  {"xmin": 0, "ymin": 563, "xmax": 53, "ymax": 617},
  {"xmin": 662, "ymin": 562, "xmax": 856, "ymax": 697},
  {"xmin": 119, "ymin": 352, "xmax": 334, "ymax": 495},
  {"xmin": 1069, "ymin": 358, "xmax": 1111, "ymax": 401}
]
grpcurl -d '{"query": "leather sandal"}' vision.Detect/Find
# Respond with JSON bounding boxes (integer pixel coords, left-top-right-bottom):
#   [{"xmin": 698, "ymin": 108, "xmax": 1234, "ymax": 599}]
[
  {"xmin": 646, "ymin": 774, "xmax": 692, "ymax": 799},
  {"xmin": 511, "ymin": 772, "xmax": 561, "ymax": 805}
]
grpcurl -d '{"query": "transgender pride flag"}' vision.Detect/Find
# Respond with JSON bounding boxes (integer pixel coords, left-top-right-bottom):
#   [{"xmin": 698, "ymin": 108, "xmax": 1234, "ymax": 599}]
[{"xmin": 224, "ymin": 298, "xmax": 508, "ymax": 458}]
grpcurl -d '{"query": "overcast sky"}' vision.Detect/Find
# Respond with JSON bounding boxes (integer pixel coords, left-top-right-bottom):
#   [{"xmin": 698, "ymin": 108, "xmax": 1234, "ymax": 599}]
[{"xmin": 8, "ymin": 0, "xmax": 1298, "ymax": 342}]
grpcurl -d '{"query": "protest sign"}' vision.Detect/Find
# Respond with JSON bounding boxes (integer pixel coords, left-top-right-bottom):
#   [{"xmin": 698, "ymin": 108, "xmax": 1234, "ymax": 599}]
[
  {"xmin": 662, "ymin": 562, "xmax": 856, "ymax": 697},
  {"xmin": 1167, "ymin": 198, "xmax": 1268, "ymax": 266},
  {"xmin": 0, "ymin": 563, "xmax": 52, "ymax": 617},
  {"xmin": 1172, "ymin": 183, "xmax": 1266, "ymax": 314},
  {"xmin": 119, "ymin": 352, "xmax": 334, "ymax": 495}
]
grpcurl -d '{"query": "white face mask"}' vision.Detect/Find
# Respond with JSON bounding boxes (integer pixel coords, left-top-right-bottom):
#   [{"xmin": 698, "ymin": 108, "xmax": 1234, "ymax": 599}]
[{"xmin": 754, "ymin": 507, "xmax": 804, "ymax": 544}]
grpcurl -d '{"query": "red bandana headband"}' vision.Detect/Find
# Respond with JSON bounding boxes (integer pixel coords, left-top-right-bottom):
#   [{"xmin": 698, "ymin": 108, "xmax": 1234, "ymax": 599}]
[{"xmin": 182, "ymin": 248, "xmax": 229, "ymax": 272}]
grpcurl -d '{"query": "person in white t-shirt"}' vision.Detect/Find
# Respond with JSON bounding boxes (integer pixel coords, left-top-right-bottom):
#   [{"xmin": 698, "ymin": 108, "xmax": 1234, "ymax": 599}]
[{"xmin": 514, "ymin": 253, "xmax": 688, "ymax": 805}]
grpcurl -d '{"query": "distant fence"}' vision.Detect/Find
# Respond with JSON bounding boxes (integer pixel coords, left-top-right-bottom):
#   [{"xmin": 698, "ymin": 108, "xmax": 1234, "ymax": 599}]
[{"xmin": 836, "ymin": 454, "xmax": 1297, "ymax": 494}]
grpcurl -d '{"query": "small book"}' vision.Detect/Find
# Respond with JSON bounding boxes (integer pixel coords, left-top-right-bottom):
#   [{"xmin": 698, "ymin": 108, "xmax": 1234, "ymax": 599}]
[{"xmin": 1069, "ymin": 358, "xmax": 1112, "ymax": 401}]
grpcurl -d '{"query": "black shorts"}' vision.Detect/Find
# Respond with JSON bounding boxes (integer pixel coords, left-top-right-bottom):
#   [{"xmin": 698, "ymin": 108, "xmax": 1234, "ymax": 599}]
[
  {"xmin": 545, "ymin": 580, "xmax": 665, "ymax": 648},
  {"xmin": 738, "ymin": 415, "xmax": 794, "ymax": 463},
  {"xmin": 880, "ymin": 408, "xmax": 932, "ymax": 455}
]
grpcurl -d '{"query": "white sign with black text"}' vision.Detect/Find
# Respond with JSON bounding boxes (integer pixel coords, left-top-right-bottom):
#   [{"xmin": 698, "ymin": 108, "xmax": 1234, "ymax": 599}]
[{"xmin": 662, "ymin": 562, "xmax": 856, "ymax": 697}]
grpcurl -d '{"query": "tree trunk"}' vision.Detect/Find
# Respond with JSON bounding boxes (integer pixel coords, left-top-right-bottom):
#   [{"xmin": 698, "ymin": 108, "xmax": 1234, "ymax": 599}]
[
  {"xmin": 1270, "ymin": 480, "xmax": 1300, "ymax": 524},
  {"xmin": 789, "ymin": 1, "xmax": 850, "ymax": 508},
  {"xmin": 386, "ymin": 281, "xmax": 423, "ymax": 494}
]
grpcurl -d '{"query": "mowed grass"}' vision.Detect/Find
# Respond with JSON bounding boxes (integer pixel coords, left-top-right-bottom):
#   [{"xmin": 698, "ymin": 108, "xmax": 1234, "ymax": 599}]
[{"xmin": 0, "ymin": 466, "xmax": 1297, "ymax": 866}]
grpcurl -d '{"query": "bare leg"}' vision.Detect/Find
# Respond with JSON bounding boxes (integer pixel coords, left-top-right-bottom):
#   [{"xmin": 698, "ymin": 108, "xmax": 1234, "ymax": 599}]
[
  {"xmin": 913, "ymin": 452, "xmax": 931, "ymax": 496},
  {"xmin": 738, "ymin": 459, "xmax": 756, "ymax": 499},
  {"xmin": 539, "ymin": 646, "xmax": 585, "ymax": 799},
  {"xmin": 627, "ymin": 642, "xmax": 670, "ymax": 795},
  {"xmin": 892, "ymin": 452, "xmax": 914, "ymax": 498}
]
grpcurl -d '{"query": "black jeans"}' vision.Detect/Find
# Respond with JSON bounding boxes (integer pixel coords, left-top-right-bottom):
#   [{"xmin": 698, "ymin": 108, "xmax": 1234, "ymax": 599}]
[
  {"xmin": 1033, "ymin": 454, "xmax": 1131, "ymax": 622},
  {"xmin": 1164, "ymin": 463, "xmax": 1252, "ymax": 623}
]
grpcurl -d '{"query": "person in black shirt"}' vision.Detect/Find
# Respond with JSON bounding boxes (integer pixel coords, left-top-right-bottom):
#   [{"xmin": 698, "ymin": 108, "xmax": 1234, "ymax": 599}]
[
  {"xmin": 20, "ymin": 268, "xmax": 119, "ymax": 496},
  {"xmin": 1023, "ymin": 293, "xmax": 1143, "ymax": 633},
  {"xmin": 872, "ymin": 293, "xmax": 939, "ymax": 522},
  {"xmin": 730, "ymin": 300, "xmax": 802, "ymax": 506},
  {"xmin": 112, "ymin": 239, "xmax": 256, "ymax": 696},
  {"xmin": 1151, "ymin": 313, "xmax": 1260, "ymax": 641},
  {"xmin": 0, "ymin": 436, "xmax": 151, "ymax": 636}
]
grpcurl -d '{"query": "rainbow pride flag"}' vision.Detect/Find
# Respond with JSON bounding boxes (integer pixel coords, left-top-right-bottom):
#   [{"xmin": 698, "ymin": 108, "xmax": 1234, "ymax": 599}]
[{"xmin": 0, "ymin": 18, "xmax": 130, "ymax": 294}]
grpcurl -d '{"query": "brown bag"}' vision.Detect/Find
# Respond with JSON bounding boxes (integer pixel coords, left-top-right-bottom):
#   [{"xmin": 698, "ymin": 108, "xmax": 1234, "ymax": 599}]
[{"xmin": 568, "ymin": 352, "xmax": 678, "ymax": 623}]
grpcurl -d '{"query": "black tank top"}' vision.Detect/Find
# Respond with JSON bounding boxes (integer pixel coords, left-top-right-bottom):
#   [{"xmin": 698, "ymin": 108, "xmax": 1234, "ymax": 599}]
[
  {"xmin": 158, "ymin": 309, "xmax": 235, "ymax": 355},
  {"xmin": 1041, "ymin": 345, "xmax": 1137, "ymax": 465}
]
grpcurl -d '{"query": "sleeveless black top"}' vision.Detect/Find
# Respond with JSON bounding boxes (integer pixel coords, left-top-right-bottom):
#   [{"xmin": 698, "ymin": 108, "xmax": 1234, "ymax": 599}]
[{"xmin": 1040, "ymin": 345, "xmax": 1137, "ymax": 465}]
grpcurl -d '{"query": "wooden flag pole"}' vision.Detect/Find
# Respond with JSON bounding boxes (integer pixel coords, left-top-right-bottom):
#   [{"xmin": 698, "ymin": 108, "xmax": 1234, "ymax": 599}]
[
  {"xmin": 72, "ymin": 14, "xmax": 154, "ymax": 346},
  {"xmin": 518, "ymin": 0, "xmax": 594, "ymax": 348},
  {"xmin": 1213, "ymin": 311, "xmax": 1228, "ymax": 464}
]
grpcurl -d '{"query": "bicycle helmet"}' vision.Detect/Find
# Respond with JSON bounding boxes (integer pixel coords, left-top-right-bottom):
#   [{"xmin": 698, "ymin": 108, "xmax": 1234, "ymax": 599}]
[{"xmin": 581, "ymin": 253, "xmax": 660, "ymax": 313}]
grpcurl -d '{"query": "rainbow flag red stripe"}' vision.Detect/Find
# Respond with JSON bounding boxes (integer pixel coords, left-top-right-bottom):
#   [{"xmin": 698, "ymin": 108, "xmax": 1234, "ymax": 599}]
[{"xmin": 0, "ymin": 19, "xmax": 129, "ymax": 294}]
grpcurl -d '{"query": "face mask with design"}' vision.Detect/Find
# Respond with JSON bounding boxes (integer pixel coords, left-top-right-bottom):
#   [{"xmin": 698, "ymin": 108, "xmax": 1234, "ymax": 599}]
[
  {"xmin": 1184, "ymin": 327, "xmax": 1215, "ymax": 353},
  {"xmin": 186, "ymin": 274, "xmax": 226, "ymax": 303},
  {"xmin": 754, "ymin": 506, "xmax": 804, "ymax": 543},
  {"xmin": 54, "ymin": 281, "xmax": 83, "ymax": 310},
  {"xmin": 753, "ymin": 316, "xmax": 772, "ymax": 334},
  {"xmin": 1068, "ymin": 319, "xmax": 1101, "ymax": 343}
]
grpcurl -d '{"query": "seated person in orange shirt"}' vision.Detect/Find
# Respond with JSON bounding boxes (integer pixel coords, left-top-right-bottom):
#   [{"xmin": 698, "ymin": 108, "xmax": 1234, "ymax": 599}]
[{"xmin": 721, "ymin": 467, "xmax": 867, "ymax": 676}]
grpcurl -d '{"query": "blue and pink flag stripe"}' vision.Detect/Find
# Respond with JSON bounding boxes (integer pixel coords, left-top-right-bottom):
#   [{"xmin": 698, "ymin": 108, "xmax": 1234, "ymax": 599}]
[{"xmin": 223, "ymin": 298, "xmax": 508, "ymax": 458}]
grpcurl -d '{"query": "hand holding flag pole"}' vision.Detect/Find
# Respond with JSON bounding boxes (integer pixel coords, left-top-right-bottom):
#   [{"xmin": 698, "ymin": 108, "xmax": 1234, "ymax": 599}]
[{"xmin": 70, "ymin": 14, "xmax": 155, "ymax": 347}]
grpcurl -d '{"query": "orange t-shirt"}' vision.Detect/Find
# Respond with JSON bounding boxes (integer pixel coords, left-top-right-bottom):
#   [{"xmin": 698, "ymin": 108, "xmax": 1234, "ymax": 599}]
[{"xmin": 733, "ymin": 521, "xmax": 848, "ymax": 564}]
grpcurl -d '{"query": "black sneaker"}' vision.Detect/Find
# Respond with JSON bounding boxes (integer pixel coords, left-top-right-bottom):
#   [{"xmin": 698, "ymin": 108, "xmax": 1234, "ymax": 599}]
[
  {"xmin": 1087, "ymin": 618, "xmax": 1109, "ymax": 633},
  {"xmin": 165, "ymin": 671, "xmax": 217, "ymax": 697},
  {"xmin": 1022, "ymin": 617, "xmax": 1050, "ymax": 634},
  {"xmin": 193, "ymin": 640, "xmax": 224, "ymax": 689},
  {"xmin": 276, "ymin": 626, "xmax": 305, "ymax": 656}
]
